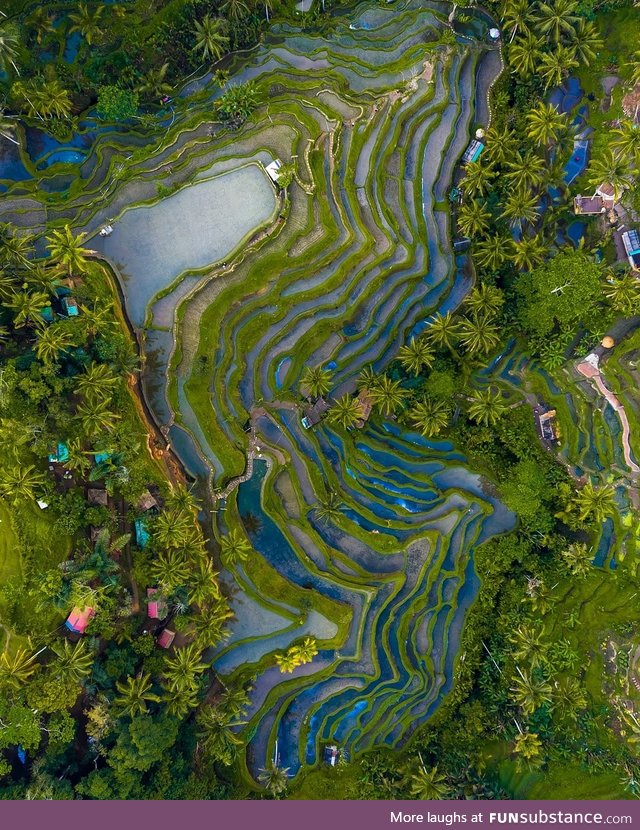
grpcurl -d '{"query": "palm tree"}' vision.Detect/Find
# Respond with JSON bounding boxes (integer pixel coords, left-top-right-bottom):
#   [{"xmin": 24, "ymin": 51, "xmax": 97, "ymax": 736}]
[
  {"xmin": 510, "ymin": 669, "xmax": 552, "ymax": 715},
  {"xmin": 114, "ymin": 673, "xmax": 160, "ymax": 717},
  {"xmin": 65, "ymin": 438, "xmax": 91, "ymax": 476},
  {"xmin": 0, "ymin": 224, "xmax": 32, "ymax": 267},
  {"xmin": 193, "ymin": 601, "xmax": 233, "ymax": 648},
  {"xmin": 76, "ymin": 400, "xmax": 120, "ymax": 438},
  {"xmin": 197, "ymin": 706, "xmax": 243, "ymax": 765},
  {"xmin": 501, "ymin": 188, "xmax": 540, "ymax": 228},
  {"xmin": 46, "ymin": 225, "xmax": 93, "ymax": 276},
  {"xmin": 425, "ymin": 311, "xmax": 459, "ymax": 351},
  {"xmin": 514, "ymin": 731, "xmax": 543, "ymax": 767},
  {"xmin": 301, "ymin": 364, "xmax": 332, "ymax": 399},
  {"xmin": 572, "ymin": 481, "xmax": 616, "ymax": 524},
  {"xmin": 462, "ymin": 160, "xmax": 495, "ymax": 197},
  {"xmin": 151, "ymin": 550, "xmax": 191, "ymax": 592},
  {"xmin": 538, "ymin": 46, "xmax": 579, "ymax": 92},
  {"xmin": 76, "ymin": 362, "xmax": 120, "ymax": 404},
  {"xmin": 561, "ymin": 542, "xmax": 593, "ymax": 577},
  {"xmin": 589, "ymin": 149, "xmax": 637, "ymax": 201},
  {"xmin": 194, "ymin": 15, "xmax": 229, "ymax": 62},
  {"xmin": 0, "ymin": 463, "xmax": 46, "ymax": 504},
  {"xmin": 35, "ymin": 324, "xmax": 75, "ymax": 365},
  {"xmin": 409, "ymin": 762, "xmax": 450, "ymax": 800},
  {"xmin": 315, "ymin": 492, "xmax": 343, "ymax": 524},
  {"xmin": 625, "ymin": 50, "xmax": 640, "ymax": 89},
  {"xmin": 68, "ymin": 3, "xmax": 104, "ymax": 45},
  {"xmin": 7, "ymin": 290, "xmax": 49, "ymax": 328},
  {"xmin": 457, "ymin": 199, "xmax": 490, "ymax": 238},
  {"xmin": 152, "ymin": 509, "xmax": 194, "ymax": 549},
  {"xmin": 398, "ymin": 337, "xmax": 435, "ymax": 376},
  {"xmin": 474, "ymin": 235, "xmax": 512, "ymax": 271},
  {"xmin": 0, "ymin": 22, "xmax": 20, "ymax": 75},
  {"xmin": 509, "ymin": 625, "xmax": 546, "ymax": 669},
  {"xmin": 409, "ymin": 398, "xmax": 450, "ymax": 438},
  {"xmin": 221, "ymin": 0, "xmax": 250, "ymax": 22},
  {"xmin": 275, "ymin": 650, "xmax": 299, "ymax": 673},
  {"xmin": 467, "ymin": 387, "xmax": 505, "ymax": 426},
  {"xmin": 483, "ymin": 125, "xmax": 516, "ymax": 165},
  {"xmin": 163, "ymin": 644, "xmax": 207, "ymax": 693},
  {"xmin": 357, "ymin": 365, "xmax": 382, "ymax": 393},
  {"xmin": 328, "ymin": 394, "xmax": 364, "ymax": 429},
  {"xmin": 508, "ymin": 31, "xmax": 543, "ymax": 78},
  {"xmin": 610, "ymin": 122, "xmax": 640, "ymax": 167},
  {"xmin": 164, "ymin": 685, "xmax": 199, "ymax": 718},
  {"xmin": 500, "ymin": 0, "xmax": 532, "ymax": 41},
  {"xmin": 258, "ymin": 762, "xmax": 289, "ymax": 795},
  {"xmin": 263, "ymin": 0, "xmax": 274, "ymax": 22},
  {"xmin": 369, "ymin": 375, "xmax": 407, "ymax": 417},
  {"xmin": 52, "ymin": 639, "xmax": 93, "ymax": 683},
  {"xmin": 137, "ymin": 63, "xmax": 172, "ymax": 102},
  {"xmin": 189, "ymin": 558, "xmax": 221, "ymax": 607},
  {"xmin": 29, "ymin": 8, "xmax": 56, "ymax": 45},
  {"xmin": 552, "ymin": 677, "xmax": 587, "ymax": 721},
  {"xmin": 604, "ymin": 272, "xmax": 640, "ymax": 314},
  {"xmin": 216, "ymin": 81, "xmax": 260, "ymax": 124},
  {"xmin": 0, "ymin": 647, "xmax": 39, "ymax": 689},
  {"xmin": 526, "ymin": 102, "xmax": 568, "ymax": 148},
  {"xmin": 571, "ymin": 19, "xmax": 602, "ymax": 67},
  {"xmin": 464, "ymin": 283, "xmax": 504, "ymax": 317},
  {"xmin": 458, "ymin": 314, "xmax": 500, "ymax": 356},
  {"xmin": 221, "ymin": 528, "xmax": 252, "ymax": 566},
  {"xmin": 511, "ymin": 235, "xmax": 547, "ymax": 271},
  {"xmin": 535, "ymin": 0, "xmax": 579, "ymax": 42},
  {"xmin": 506, "ymin": 151, "xmax": 546, "ymax": 192}
]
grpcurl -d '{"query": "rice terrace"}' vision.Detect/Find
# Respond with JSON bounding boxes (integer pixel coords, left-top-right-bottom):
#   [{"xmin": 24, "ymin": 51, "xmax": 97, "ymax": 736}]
[{"xmin": 2, "ymin": 0, "xmax": 640, "ymax": 803}]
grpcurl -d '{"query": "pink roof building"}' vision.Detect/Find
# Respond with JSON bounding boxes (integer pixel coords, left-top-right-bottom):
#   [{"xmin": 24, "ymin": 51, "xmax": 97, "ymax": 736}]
[
  {"xmin": 156, "ymin": 629, "xmax": 175, "ymax": 649},
  {"xmin": 65, "ymin": 606, "xmax": 96, "ymax": 634},
  {"xmin": 147, "ymin": 587, "xmax": 168, "ymax": 621}
]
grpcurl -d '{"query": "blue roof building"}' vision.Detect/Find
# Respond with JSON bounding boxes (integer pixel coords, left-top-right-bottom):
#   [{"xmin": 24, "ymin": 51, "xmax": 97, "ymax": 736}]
[
  {"xmin": 48, "ymin": 442, "xmax": 69, "ymax": 463},
  {"xmin": 462, "ymin": 139, "xmax": 484, "ymax": 164}
]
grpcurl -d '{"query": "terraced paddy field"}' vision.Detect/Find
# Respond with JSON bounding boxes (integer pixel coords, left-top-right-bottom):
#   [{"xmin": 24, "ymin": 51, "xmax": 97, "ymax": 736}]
[{"xmin": 2, "ymin": 0, "xmax": 516, "ymax": 782}]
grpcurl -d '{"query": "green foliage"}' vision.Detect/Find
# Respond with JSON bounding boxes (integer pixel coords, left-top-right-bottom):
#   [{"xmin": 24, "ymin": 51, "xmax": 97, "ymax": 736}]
[{"xmin": 97, "ymin": 86, "xmax": 139, "ymax": 122}]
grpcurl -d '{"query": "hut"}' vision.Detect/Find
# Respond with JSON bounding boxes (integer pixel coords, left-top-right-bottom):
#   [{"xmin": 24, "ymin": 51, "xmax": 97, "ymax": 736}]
[
  {"xmin": 87, "ymin": 488, "xmax": 108, "ymax": 507},
  {"xmin": 48, "ymin": 442, "xmax": 69, "ymax": 464},
  {"xmin": 462, "ymin": 139, "xmax": 484, "ymax": 164},
  {"xmin": 61, "ymin": 297, "xmax": 79, "ymax": 317},
  {"xmin": 355, "ymin": 389, "xmax": 373, "ymax": 428},
  {"xmin": 65, "ymin": 606, "xmax": 95, "ymax": 634},
  {"xmin": 622, "ymin": 230, "xmax": 640, "ymax": 269},
  {"xmin": 157, "ymin": 629, "xmax": 175, "ymax": 649},
  {"xmin": 147, "ymin": 588, "xmax": 168, "ymax": 621},
  {"xmin": 265, "ymin": 159, "xmax": 283, "ymax": 183},
  {"xmin": 302, "ymin": 398, "xmax": 330, "ymax": 429}
]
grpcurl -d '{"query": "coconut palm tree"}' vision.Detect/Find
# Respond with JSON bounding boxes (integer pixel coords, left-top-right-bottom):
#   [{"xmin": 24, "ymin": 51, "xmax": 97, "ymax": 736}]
[
  {"xmin": 216, "ymin": 81, "xmax": 260, "ymax": 124},
  {"xmin": 572, "ymin": 481, "xmax": 616, "ymax": 524},
  {"xmin": 462, "ymin": 160, "xmax": 495, "ymax": 197},
  {"xmin": 369, "ymin": 375, "xmax": 407, "ymax": 417},
  {"xmin": 35, "ymin": 324, "xmax": 75, "ymax": 365},
  {"xmin": 467, "ymin": 387, "xmax": 505, "ymax": 426},
  {"xmin": 464, "ymin": 283, "xmax": 504, "ymax": 317},
  {"xmin": 76, "ymin": 400, "xmax": 120, "ymax": 438},
  {"xmin": 137, "ymin": 63, "xmax": 172, "ymax": 102},
  {"xmin": 500, "ymin": 0, "xmax": 533, "ymax": 41},
  {"xmin": 509, "ymin": 625, "xmax": 547, "ymax": 669},
  {"xmin": 571, "ymin": 18, "xmax": 603, "ymax": 67},
  {"xmin": 292, "ymin": 637, "xmax": 318, "ymax": 664},
  {"xmin": 51, "ymin": 639, "xmax": 93, "ymax": 683},
  {"xmin": 514, "ymin": 731, "xmax": 543, "ymax": 767},
  {"xmin": 409, "ymin": 398, "xmax": 450, "ymax": 438},
  {"xmin": 409, "ymin": 763, "xmax": 451, "ymax": 800},
  {"xmin": 68, "ymin": 3, "xmax": 104, "ymax": 45},
  {"xmin": 588, "ymin": 149, "xmax": 636, "ymax": 201},
  {"xmin": 164, "ymin": 685, "xmax": 199, "ymax": 718},
  {"xmin": 275, "ymin": 650, "xmax": 300, "ymax": 673},
  {"xmin": 0, "ymin": 463, "xmax": 46, "ymax": 504},
  {"xmin": 301, "ymin": 364, "xmax": 332, "ymax": 399},
  {"xmin": 29, "ymin": 8, "xmax": 56, "ymax": 45},
  {"xmin": 7, "ymin": 290, "xmax": 49, "ymax": 328},
  {"xmin": 197, "ymin": 706, "xmax": 243, "ymax": 765},
  {"xmin": 258, "ymin": 762, "xmax": 289, "ymax": 795},
  {"xmin": 315, "ymin": 492, "xmax": 343, "ymax": 524},
  {"xmin": 538, "ymin": 46, "xmax": 579, "ymax": 92},
  {"xmin": 64, "ymin": 438, "xmax": 91, "ymax": 476},
  {"xmin": 357, "ymin": 365, "xmax": 382, "ymax": 393},
  {"xmin": 474, "ymin": 235, "xmax": 512, "ymax": 271},
  {"xmin": 508, "ymin": 31, "xmax": 543, "ymax": 78},
  {"xmin": 534, "ymin": 0, "xmax": 579, "ymax": 42},
  {"xmin": 625, "ymin": 50, "xmax": 640, "ymax": 89},
  {"xmin": 152, "ymin": 509, "xmax": 194, "ymax": 549},
  {"xmin": 46, "ymin": 225, "xmax": 93, "ymax": 276},
  {"xmin": 510, "ymin": 669, "xmax": 552, "ymax": 715},
  {"xmin": 457, "ymin": 199, "xmax": 490, "ymax": 238},
  {"xmin": 604, "ymin": 271, "xmax": 640, "ymax": 314},
  {"xmin": 114, "ymin": 673, "xmax": 160, "ymax": 717},
  {"xmin": 610, "ymin": 122, "xmax": 640, "ymax": 167},
  {"xmin": 506, "ymin": 151, "xmax": 546, "ymax": 191},
  {"xmin": 221, "ymin": 0, "xmax": 250, "ymax": 21},
  {"xmin": 221, "ymin": 528, "xmax": 252, "ymax": 566},
  {"xmin": 501, "ymin": 188, "xmax": 540, "ymax": 228},
  {"xmin": 189, "ymin": 558, "xmax": 221, "ymax": 607},
  {"xmin": 425, "ymin": 311, "xmax": 459, "ymax": 351},
  {"xmin": 77, "ymin": 362, "xmax": 120, "ymax": 405},
  {"xmin": 561, "ymin": 542, "xmax": 593, "ymax": 577},
  {"xmin": 458, "ymin": 314, "xmax": 500, "ymax": 356},
  {"xmin": 328, "ymin": 394, "xmax": 364, "ymax": 429},
  {"xmin": 163, "ymin": 644, "xmax": 207, "ymax": 693},
  {"xmin": 483, "ymin": 125, "xmax": 517, "ymax": 165},
  {"xmin": 0, "ymin": 22, "xmax": 20, "ymax": 76},
  {"xmin": 193, "ymin": 601, "xmax": 233, "ymax": 649},
  {"xmin": 0, "ymin": 224, "xmax": 33, "ymax": 266},
  {"xmin": 511, "ymin": 235, "xmax": 547, "ymax": 271},
  {"xmin": 0, "ymin": 647, "xmax": 39, "ymax": 689},
  {"xmin": 398, "ymin": 337, "xmax": 435, "ymax": 376},
  {"xmin": 551, "ymin": 676, "xmax": 587, "ymax": 722},
  {"xmin": 193, "ymin": 15, "xmax": 229, "ymax": 62},
  {"xmin": 526, "ymin": 102, "xmax": 568, "ymax": 148},
  {"xmin": 151, "ymin": 550, "xmax": 191, "ymax": 592}
]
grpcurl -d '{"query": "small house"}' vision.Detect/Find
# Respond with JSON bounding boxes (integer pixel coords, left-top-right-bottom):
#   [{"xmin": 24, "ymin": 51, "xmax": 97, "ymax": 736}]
[
  {"xmin": 65, "ymin": 606, "xmax": 95, "ymax": 634},
  {"xmin": 134, "ymin": 518, "xmax": 150, "ymax": 548},
  {"xmin": 156, "ymin": 629, "xmax": 175, "ymax": 649},
  {"xmin": 265, "ymin": 159, "xmax": 283, "ymax": 183},
  {"xmin": 87, "ymin": 488, "xmax": 108, "ymax": 507},
  {"xmin": 595, "ymin": 182, "xmax": 617, "ymax": 205},
  {"xmin": 462, "ymin": 139, "xmax": 484, "ymax": 164},
  {"xmin": 61, "ymin": 297, "xmax": 79, "ymax": 317},
  {"xmin": 48, "ymin": 442, "xmax": 69, "ymax": 464},
  {"xmin": 355, "ymin": 389, "xmax": 373, "ymax": 429},
  {"xmin": 324, "ymin": 745, "xmax": 339, "ymax": 766},
  {"xmin": 40, "ymin": 306, "xmax": 54, "ymax": 324},
  {"xmin": 138, "ymin": 490, "xmax": 158, "ymax": 512},
  {"xmin": 622, "ymin": 230, "xmax": 640, "ymax": 269},
  {"xmin": 302, "ymin": 398, "xmax": 330, "ymax": 429},
  {"xmin": 147, "ymin": 587, "xmax": 168, "ymax": 621},
  {"xmin": 574, "ymin": 195, "xmax": 607, "ymax": 215}
]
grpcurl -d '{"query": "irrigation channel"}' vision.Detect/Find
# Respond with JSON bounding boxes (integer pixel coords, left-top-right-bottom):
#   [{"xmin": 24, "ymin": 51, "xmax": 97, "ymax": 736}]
[{"xmin": 2, "ymin": 0, "xmax": 556, "ymax": 781}]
